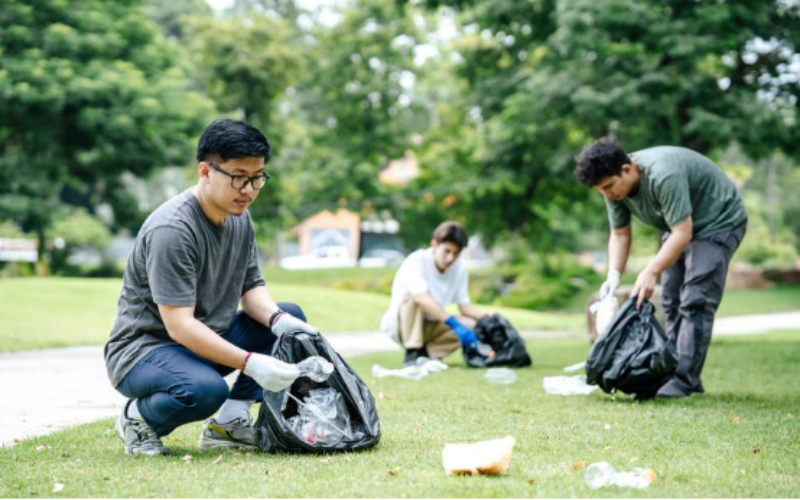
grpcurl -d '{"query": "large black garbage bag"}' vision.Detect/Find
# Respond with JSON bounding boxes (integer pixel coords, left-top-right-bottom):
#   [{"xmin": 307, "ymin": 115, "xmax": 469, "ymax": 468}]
[
  {"xmin": 463, "ymin": 314, "xmax": 533, "ymax": 368},
  {"xmin": 585, "ymin": 298, "xmax": 677, "ymax": 399},
  {"xmin": 255, "ymin": 331, "xmax": 381, "ymax": 453}
]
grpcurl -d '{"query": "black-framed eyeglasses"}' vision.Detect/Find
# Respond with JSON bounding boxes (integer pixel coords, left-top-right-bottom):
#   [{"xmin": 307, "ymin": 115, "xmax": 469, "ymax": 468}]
[{"xmin": 206, "ymin": 161, "xmax": 271, "ymax": 190}]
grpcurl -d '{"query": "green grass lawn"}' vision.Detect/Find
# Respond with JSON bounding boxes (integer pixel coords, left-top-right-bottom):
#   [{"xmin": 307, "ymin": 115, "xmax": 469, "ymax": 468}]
[
  {"xmin": 0, "ymin": 278, "xmax": 581, "ymax": 352},
  {"xmin": 1, "ymin": 331, "xmax": 798, "ymax": 497}
]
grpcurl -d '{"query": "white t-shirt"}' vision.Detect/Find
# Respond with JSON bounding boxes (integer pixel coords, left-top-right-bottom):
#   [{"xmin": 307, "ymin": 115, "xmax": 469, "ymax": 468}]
[{"xmin": 380, "ymin": 248, "xmax": 471, "ymax": 342}]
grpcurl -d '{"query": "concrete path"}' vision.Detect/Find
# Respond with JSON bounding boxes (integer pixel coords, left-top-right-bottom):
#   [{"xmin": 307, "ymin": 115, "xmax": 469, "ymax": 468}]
[{"xmin": 1, "ymin": 312, "xmax": 798, "ymax": 447}]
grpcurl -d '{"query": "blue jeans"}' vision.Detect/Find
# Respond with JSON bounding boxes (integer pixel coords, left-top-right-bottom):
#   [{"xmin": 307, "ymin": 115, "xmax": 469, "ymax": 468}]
[{"xmin": 117, "ymin": 302, "xmax": 306, "ymax": 437}]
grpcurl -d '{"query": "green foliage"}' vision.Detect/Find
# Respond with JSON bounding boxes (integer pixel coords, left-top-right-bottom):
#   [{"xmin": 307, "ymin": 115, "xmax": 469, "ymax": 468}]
[
  {"xmin": 0, "ymin": 0, "xmax": 216, "ymax": 244},
  {"xmin": 47, "ymin": 208, "xmax": 112, "ymax": 249},
  {"xmin": 471, "ymin": 253, "xmax": 601, "ymax": 311},
  {"xmin": 0, "ymin": 221, "xmax": 26, "ymax": 239}
]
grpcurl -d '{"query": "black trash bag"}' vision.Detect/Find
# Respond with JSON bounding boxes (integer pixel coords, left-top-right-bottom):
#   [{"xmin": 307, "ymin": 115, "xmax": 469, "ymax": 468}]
[
  {"xmin": 255, "ymin": 331, "xmax": 381, "ymax": 453},
  {"xmin": 463, "ymin": 314, "xmax": 533, "ymax": 368},
  {"xmin": 585, "ymin": 298, "xmax": 678, "ymax": 399}
]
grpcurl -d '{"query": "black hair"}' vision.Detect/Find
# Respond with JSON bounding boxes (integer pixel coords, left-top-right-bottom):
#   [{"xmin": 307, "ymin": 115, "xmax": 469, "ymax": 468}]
[
  {"xmin": 574, "ymin": 137, "xmax": 630, "ymax": 187},
  {"xmin": 432, "ymin": 221, "xmax": 468, "ymax": 250},
  {"xmin": 196, "ymin": 118, "xmax": 272, "ymax": 163}
]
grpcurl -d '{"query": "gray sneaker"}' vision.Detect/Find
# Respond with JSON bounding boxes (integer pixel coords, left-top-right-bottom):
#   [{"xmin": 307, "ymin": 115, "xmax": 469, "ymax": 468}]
[
  {"xmin": 115, "ymin": 403, "xmax": 170, "ymax": 457},
  {"xmin": 198, "ymin": 417, "xmax": 257, "ymax": 450}
]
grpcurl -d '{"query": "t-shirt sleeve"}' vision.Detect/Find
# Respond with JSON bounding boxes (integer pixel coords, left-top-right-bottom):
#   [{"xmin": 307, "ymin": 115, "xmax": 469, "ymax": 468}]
[
  {"xmin": 145, "ymin": 226, "xmax": 198, "ymax": 306},
  {"xmin": 606, "ymin": 198, "xmax": 631, "ymax": 229},
  {"xmin": 242, "ymin": 236, "xmax": 266, "ymax": 295},
  {"xmin": 402, "ymin": 253, "xmax": 429, "ymax": 296},
  {"xmin": 655, "ymin": 172, "xmax": 692, "ymax": 228}
]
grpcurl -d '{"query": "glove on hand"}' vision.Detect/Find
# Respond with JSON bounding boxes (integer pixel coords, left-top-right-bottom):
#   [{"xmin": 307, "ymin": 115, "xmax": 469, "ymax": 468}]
[
  {"xmin": 270, "ymin": 310, "xmax": 319, "ymax": 339},
  {"xmin": 243, "ymin": 353, "xmax": 300, "ymax": 392},
  {"xmin": 599, "ymin": 269, "xmax": 621, "ymax": 300},
  {"xmin": 445, "ymin": 316, "xmax": 478, "ymax": 348}
]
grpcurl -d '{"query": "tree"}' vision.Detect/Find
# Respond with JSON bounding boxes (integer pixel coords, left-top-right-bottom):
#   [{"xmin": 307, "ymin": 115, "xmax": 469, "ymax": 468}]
[
  {"xmin": 411, "ymin": 0, "xmax": 800, "ymax": 250},
  {"xmin": 0, "ymin": 0, "xmax": 215, "ymax": 255}
]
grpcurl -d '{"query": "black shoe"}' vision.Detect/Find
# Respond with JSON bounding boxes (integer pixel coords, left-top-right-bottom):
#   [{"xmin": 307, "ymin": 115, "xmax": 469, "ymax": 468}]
[
  {"xmin": 403, "ymin": 347, "xmax": 429, "ymax": 366},
  {"xmin": 693, "ymin": 380, "xmax": 706, "ymax": 394},
  {"xmin": 655, "ymin": 378, "xmax": 692, "ymax": 399}
]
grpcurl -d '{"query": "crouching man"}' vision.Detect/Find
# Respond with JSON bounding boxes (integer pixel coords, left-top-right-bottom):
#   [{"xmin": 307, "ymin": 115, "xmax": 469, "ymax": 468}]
[
  {"xmin": 105, "ymin": 119, "xmax": 319, "ymax": 456},
  {"xmin": 380, "ymin": 221, "xmax": 489, "ymax": 365}
]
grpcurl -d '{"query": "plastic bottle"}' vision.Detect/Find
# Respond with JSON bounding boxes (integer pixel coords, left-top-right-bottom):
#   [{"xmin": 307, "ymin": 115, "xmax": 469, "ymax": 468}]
[
  {"xmin": 585, "ymin": 462, "xmax": 655, "ymax": 489},
  {"xmin": 484, "ymin": 368, "xmax": 517, "ymax": 384},
  {"xmin": 297, "ymin": 356, "xmax": 334, "ymax": 382}
]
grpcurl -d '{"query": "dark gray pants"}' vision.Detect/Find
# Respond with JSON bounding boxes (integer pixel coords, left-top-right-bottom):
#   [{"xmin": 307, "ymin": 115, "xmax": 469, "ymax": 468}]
[{"xmin": 659, "ymin": 222, "xmax": 747, "ymax": 395}]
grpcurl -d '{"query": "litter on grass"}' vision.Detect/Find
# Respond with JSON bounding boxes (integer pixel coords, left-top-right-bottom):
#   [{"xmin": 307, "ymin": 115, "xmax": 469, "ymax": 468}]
[
  {"xmin": 484, "ymin": 368, "xmax": 518, "ymax": 384},
  {"xmin": 371, "ymin": 357, "xmax": 448, "ymax": 380},
  {"xmin": 584, "ymin": 461, "xmax": 656, "ymax": 489},
  {"xmin": 543, "ymin": 375, "xmax": 599, "ymax": 396},
  {"xmin": 442, "ymin": 436, "xmax": 516, "ymax": 476}
]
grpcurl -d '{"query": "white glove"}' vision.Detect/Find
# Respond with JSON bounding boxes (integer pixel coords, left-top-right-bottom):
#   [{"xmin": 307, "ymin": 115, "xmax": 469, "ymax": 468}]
[
  {"xmin": 243, "ymin": 353, "xmax": 300, "ymax": 392},
  {"xmin": 599, "ymin": 269, "xmax": 621, "ymax": 299},
  {"xmin": 270, "ymin": 310, "xmax": 319, "ymax": 339}
]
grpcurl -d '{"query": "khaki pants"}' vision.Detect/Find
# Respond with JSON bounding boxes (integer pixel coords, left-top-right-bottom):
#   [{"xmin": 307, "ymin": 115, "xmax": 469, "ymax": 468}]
[{"xmin": 396, "ymin": 295, "xmax": 474, "ymax": 359}]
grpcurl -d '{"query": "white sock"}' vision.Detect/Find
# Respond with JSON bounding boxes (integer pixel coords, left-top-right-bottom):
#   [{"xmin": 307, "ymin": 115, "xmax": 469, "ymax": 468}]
[
  {"xmin": 215, "ymin": 399, "xmax": 254, "ymax": 423},
  {"xmin": 126, "ymin": 399, "xmax": 143, "ymax": 420}
]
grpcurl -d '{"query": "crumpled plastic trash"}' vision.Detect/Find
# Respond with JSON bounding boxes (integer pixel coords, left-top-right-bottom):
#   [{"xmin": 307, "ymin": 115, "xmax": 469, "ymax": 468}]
[
  {"xmin": 415, "ymin": 356, "xmax": 448, "ymax": 373},
  {"xmin": 543, "ymin": 375, "xmax": 598, "ymax": 396},
  {"xmin": 371, "ymin": 364, "xmax": 428, "ymax": 380},
  {"xmin": 286, "ymin": 388, "xmax": 362, "ymax": 446},
  {"xmin": 563, "ymin": 360, "xmax": 586, "ymax": 373},
  {"xmin": 585, "ymin": 461, "xmax": 656, "ymax": 489},
  {"xmin": 442, "ymin": 436, "xmax": 515, "ymax": 476},
  {"xmin": 590, "ymin": 295, "xmax": 619, "ymax": 337},
  {"xmin": 297, "ymin": 355, "xmax": 334, "ymax": 382},
  {"xmin": 484, "ymin": 368, "xmax": 518, "ymax": 384},
  {"xmin": 371, "ymin": 357, "xmax": 449, "ymax": 380}
]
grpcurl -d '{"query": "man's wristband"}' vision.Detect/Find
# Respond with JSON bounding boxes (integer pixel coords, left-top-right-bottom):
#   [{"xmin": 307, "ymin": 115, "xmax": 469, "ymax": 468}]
[
  {"xmin": 269, "ymin": 310, "xmax": 284, "ymax": 328},
  {"xmin": 242, "ymin": 352, "xmax": 253, "ymax": 371}
]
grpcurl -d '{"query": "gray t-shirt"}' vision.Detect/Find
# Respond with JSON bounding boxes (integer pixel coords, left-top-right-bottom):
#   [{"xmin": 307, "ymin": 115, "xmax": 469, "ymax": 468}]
[
  {"xmin": 606, "ymin": 146, "xmax": 747, "ymax": 238},
  {"xmin": 105, "ymin": 189, "xmax": 265, "ymax": 387}
]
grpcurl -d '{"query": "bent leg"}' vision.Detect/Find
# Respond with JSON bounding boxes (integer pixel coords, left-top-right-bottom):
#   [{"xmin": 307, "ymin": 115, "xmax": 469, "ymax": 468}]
[{"xmin": 117, "ymin": 345, "xmax": 230, "ymax": 437}]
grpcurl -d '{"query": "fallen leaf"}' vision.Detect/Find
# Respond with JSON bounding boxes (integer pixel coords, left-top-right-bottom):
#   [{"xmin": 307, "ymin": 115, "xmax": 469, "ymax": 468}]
[
  {"xmin": 182, "ymin": 454, "xmax": 193, "ymax": 462},
  {"xmin": 212, "ymin": 456, "xmax": 223, "ymax": 465},
  {"xmin": 730, "ymin": 415, "xmax": 740, "ymax": 423},
  {"xmin": 629, "ymin": 457, "xmax": 639, "ymax": 463},
  {"xmin": 36, "ymin": 445, "xmax": 50, "ymax": 452},
  {"xmin": 319, "ymin": 458, "xmax": 329, "ymax": 464},
  {"xmin": 378, "ymin": 392, "xmax": 391, "ymax": 400},
  {"xmin": 602, "ymin": 446, "xmax": 612, "ymax": 451},
  {"xmin": 264, "ymin": 470, "xmax": 269, "ymax": 476},
  {"xmin": 103, "ymin": 477, "xmax": 110, "ymax": 481},
  {"xmin": 60, "ymin": 453, "xmax": 70, "ymax": 459},
  {"xmin": 388, "ymin": 466, "xmax": 403, "ymax": 476},
  {"xmin": 528, "ymin": 478, "xmax": 536, "ymax": 485},
  {"xmin": 52, "ymin": 483, "xmax": 64, "ymax": 493},
  {"xmin": 740, "ymin": 469, "xmax": 746, "ymax": 475},
  {"xmin": 752, "ymin": 446, "xmax": 761, "ymax": 454},
  {"xmin": 787, "ymin": 414, "xmax": 795, "ymax": 419},
  {"xmin": 604, "ymin": 424, "xmax": 612, "ymax": 430},
  {"xmin": 572, "ymin": 461, "xmax": 585, "ymax": 470}
]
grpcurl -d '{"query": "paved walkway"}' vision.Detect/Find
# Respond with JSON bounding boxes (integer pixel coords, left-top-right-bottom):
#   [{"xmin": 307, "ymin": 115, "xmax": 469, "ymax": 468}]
[{"xmin": 1, "ymin": 313, "xmax": 798, "ymax": 447}]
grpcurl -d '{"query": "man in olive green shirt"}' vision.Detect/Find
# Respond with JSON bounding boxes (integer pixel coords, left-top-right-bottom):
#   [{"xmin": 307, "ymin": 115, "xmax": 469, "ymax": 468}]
[{"xmin": 575, "ymin": 138, "xmax": 747, "ymax": 398}]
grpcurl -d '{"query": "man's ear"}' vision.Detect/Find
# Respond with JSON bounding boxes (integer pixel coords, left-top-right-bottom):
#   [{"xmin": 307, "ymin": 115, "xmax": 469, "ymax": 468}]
[
  {"xmin": 198, "ymin": 161, "xmax": 211, "ymax": 182},
  {"xmin": 430, "ymin": 239, "xmax": 438, "ymax": 249},
  {"xmin": 620, "ymin": 163, "xmax": 633, "ymax": 176}
]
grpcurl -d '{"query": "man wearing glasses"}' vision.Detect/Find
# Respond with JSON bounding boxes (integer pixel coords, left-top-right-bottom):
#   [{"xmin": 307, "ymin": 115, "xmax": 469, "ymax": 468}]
[{"xmin": 105, "ymin": 119, "xmax": 319, "ymax": 456}]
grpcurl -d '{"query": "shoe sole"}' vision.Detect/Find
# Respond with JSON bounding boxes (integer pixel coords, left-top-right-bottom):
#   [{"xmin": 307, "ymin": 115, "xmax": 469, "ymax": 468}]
[{"xmin": 198, "ymin": 435, "xmax": 257, "ymax": 451}]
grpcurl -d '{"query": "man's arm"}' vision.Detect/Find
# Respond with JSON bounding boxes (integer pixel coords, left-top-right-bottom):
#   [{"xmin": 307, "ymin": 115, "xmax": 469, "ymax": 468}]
[
  {"xmin": 608, "ymin": 224, "xmax": 632, "ymax": 274},
  {"xmin": 159, "ymin": 304, "xmax": 247, "ymax": 369},
  {"xmin": 240, "ymin": 285, "xmax": 281, "ymax": 327},
  {"xmin": 632, "ymin": 216, "xmax": 693, "ymax": 308},
  {"xmin": 458, "ymin": 303, "xmax": 488, "ymax": 321},
  {"xmin": 413, "ymin": 292, "xmax": 450, "ymax": 322}
]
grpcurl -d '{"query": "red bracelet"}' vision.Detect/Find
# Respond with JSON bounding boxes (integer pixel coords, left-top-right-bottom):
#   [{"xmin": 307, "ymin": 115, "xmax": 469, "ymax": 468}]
[{"xmin": 242, "ymin": 352, "xmax": 253, "ymax": 371}]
